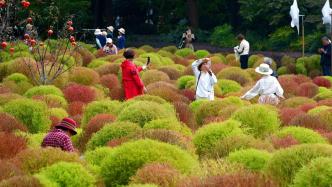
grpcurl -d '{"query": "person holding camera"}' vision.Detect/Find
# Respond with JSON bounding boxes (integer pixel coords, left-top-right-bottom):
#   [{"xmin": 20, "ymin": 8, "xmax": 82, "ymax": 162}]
[
  {"xmin": 103, "ymin": 38, "xmax": 118, "ymax": 55},
  {"xmin": 181, "ymin": 27, "xmax": 195, "ymax": 50},
  {"xmin": 192, "ymin": 58, "xmax": 218, "ymax": 100},
  {"xmin": 318, "ymin": 36, "xmax": 332, "ymax": 76},
  {"xmin": 121, "ymin": 49, "xmax": 149, "ymax": 100},
  {"xmin": 234, "ymin": 34, "xmax": 250, "ymax": 69}
]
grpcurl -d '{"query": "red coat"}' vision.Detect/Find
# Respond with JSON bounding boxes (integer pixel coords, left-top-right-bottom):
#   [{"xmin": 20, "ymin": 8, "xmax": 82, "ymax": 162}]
[{"xmin": 121, "ymin": 59, "xmax": 144, "ymax": 100}]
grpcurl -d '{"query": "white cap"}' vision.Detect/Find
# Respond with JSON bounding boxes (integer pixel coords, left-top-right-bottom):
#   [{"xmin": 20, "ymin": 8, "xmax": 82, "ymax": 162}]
[
  {"xmin": 107, "ymin": 26, "xmax": 114, "ymax": 32},
  {"xmin": 118, "ymin": 28, "xmax": 125, "ymax": 34},
  {"xmin": 106, "ymin": 38, "xmax": 113, "ymax": 44},
  {"xmin": 102, "ymin": 31, "xmax": 107, "ymax": 36},
  {"xmin": 94, "ymin": 29, "xmax": 102, "ymax": 35}
]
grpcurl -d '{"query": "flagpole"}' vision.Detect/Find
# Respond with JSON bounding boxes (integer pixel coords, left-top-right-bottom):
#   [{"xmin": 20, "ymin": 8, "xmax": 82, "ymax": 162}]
[{"xmin": 300, "ymin": 15, "xmax": 305, "ymax": 58}]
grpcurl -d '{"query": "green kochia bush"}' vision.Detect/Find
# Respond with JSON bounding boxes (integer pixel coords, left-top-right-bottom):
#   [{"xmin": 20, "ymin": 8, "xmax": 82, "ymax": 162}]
[
  {"xmin": 227, "ymin": 148, "xmax": 272, "ymax": 171},
  {"xmin": 86, "ymin": 122, "xmax": 141, "ymax": 151},
  {"xmin": 195, "ymin": 50, "xmax": 210, "ymax": 58},
  {"xmin": 85, "ymin": 147, "xmax": 113, "ymax": 167},
  {"xmin": 24, "ymin": 85, "xmax": 64, "ymax": 98},
  {"xmin": 231, "ymin": 104, "xmax": 280, "ymax": 138},
  {"xmin": 3, "ymin": 99, "xmax": 50, "ymax": 133},
  {"xmin": 4, "ymin": 73, "xmax": 29, "ymax": 83},
  {"xmin": 275, "ymin": 126, "xmax": 327, "ymax": 144},
  {"xmin": 193, "ymin": 120, "xmax": 244, "ymax": 157},
  {"xmin": 177, "ymin": 76, "xmax": 195, "ymax": 89},
  {"xmin": 265, "ymin": 144, "xmax": 332, "ymax": 186},
  {"xmin": 117, "ymin": 101, "xmax": 176, "ymax": 127},
  {"xmin": 35, "ymin": 162, "xmax": 95, "ymax": 187},
  {"xmin": 143, "ymin": 118, "xmax": 192, "ymax": 136},
  {"xmin": 100, "ymin": 139, "xmax": 199, "ymax": 187},
  {"xmin": 175, "ymin": 48, "xmax": 194, "ymax": 58},
  {"xmin": 292, "ymin": 157, "xmax": 332, "ymax": 187},
  {"xmin": 217, "ymin": 79, "xmax": 242, "ymax": 96}
]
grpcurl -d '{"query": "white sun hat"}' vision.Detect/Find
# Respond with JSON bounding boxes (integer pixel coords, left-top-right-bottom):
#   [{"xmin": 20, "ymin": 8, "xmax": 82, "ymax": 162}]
[
  {"xmin": 255, "ymin": 63, "xmax": 273, "ymax": 75},
  {"xmin": 106, "ymin": 38, "xmax": 113, "ymax": 44},
  {"xmin": 118, "ymin": 28, "xmax": 125, "ymax": 34},
  {"xmin": 94, "ymin": 29, "xmax": 102, "ymax": 35},
  {"xmin": 107, "ymin": 26, "xmax": 114, "ymax": 32}
]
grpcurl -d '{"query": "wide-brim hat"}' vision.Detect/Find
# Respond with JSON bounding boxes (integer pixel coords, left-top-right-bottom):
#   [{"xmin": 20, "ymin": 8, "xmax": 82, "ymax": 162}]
[
  {"xmin": 106, "ymin": 38, "xmax": 113, "ymax": 44},
  {"xmin": 198, "ymin": 58, "xmax": 211, "ymax": 71},
  {"xmin": 55, "ymin": 117, "xmax": 77, "ymax": 135},
  {"xmin": 102, "ymin": 31, "xmax": 108, "ymax": 36},
  {"xmin": 118, "ymin": 28, "xmax": 125, "ymax": 34},
  {"xmin": 255, "ymin": 63, "xmax": 273, "ymax": 75},
  {"xmin": 107, "ymin": 26, "xmax": 114, "ymax": 32},
  {"xmin": 94, "ymin": 29, "xmax": 102, "ymax": 35}
]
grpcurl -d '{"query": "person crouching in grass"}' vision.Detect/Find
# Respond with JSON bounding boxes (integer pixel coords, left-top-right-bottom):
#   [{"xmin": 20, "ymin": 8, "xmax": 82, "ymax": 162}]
[
  {"xmin": 192, "ymin": 58, "xmax": 218, "ymax": 100},
  {"xmin": 241, "ymin": 64, "xmax": 284, "ymax": 105}
]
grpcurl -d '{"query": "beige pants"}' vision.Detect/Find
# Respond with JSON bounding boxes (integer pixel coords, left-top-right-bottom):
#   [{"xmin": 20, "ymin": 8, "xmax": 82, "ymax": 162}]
[{"xmin": 258, "ymin": 94, "xmax": 280, "ymax": 105}]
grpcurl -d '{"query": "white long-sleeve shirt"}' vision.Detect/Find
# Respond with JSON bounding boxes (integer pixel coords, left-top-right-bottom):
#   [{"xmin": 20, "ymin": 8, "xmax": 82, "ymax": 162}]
[
  {"xmin": 192, "ymin": 59, "xmax": 218, "ymax": 100},
  {"xmin": 235, "ymin": 39, "xmax": 250, "ymax": 56},
  {"xmin": 241, "ymin": 75, "xmax": 284, "ymax": 100}
]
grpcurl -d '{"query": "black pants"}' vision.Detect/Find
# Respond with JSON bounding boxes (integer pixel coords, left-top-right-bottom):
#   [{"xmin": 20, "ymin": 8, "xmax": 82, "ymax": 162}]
[{"xmin": 240, "ymin": 55, "xmax": 249, "ymax": 69}]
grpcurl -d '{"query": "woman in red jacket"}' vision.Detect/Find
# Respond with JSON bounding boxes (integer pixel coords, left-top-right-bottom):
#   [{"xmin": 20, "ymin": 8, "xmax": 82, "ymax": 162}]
[{"xmin": 121, "ymin": 49, "xmax": 147, "ymax": 100}]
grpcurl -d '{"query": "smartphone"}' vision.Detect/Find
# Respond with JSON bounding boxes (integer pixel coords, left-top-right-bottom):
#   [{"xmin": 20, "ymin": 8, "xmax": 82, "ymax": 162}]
[{"xmin": 146, "ymin": 57, "xmax": 151, "ymax": 65}]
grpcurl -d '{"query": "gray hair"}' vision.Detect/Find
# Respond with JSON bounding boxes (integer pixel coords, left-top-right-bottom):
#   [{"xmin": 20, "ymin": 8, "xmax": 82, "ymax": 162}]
[{"xmin": 263, "ymin": 57, "xmax": 273, "ymax": 66}]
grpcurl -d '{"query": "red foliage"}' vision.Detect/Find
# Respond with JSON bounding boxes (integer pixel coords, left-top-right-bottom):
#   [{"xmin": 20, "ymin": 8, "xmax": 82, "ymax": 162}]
[
  {"xmin": 96, "ymin": 63, "xmax": 120, "ymax": 76},
  {"xmin": 0, "ymin": 133, "xmax": 27, "ymax": 159},
  {"xmin": 107, "ymin": 137, "xmax": 128, "ymax": 148},
  {"xmin": 211, "ymin": 63, "xmax": 229, "ymax": 74},
  {"xmin": 147, "ymin": 83, "xmax": 190, "ymax": 104},
  {"xmin": 270, "ymin": 135, "xmax": 299, "ymax": 149},
  {"xmin": 0, "ymin": 85, "xmax": 11, "ymax": 94},
  {"xmin": 173, "ymin": 56, "xmax": 190, "ymax": 66},
  {"xmin": 0, "ymin": 113, "xmax": 27, "ymax": 133},
  {"xmin": 293, "ymin": 74, "xmax": 312, "ymax": 84},
  {"xmin": 158, "ymin": 67, "xmax": 181, "ymax": 80},
  {"xmin": 100, "ymin": 74, "xmax": 119, "ymax": 90},
  {"xmin": 0, "ymin": 160, "xmax": 24, "ymax": 181},
  {"xmin": 203, "ymin": 116, "xmax": 226, "ymax": 125},
  {"xmin": 181, "ymin": 89, "xmax": 196, "ymax": 101},
  {"xmin": 0, "ymin": 175, "xmax": 43, "ymax": 187},
  {"xmin": 318, "ymin": 99, "xmax": 332, "ymax": 107},
  {"xmin": 173, "ymin": 102, "xmax": 195, "ymax": 128},
  {"xmin": 279, "ymin": 107, "xmax": 305, "ymax": 125},
  {"xmin": 313, "ymin": 76, "xmax": 331, "ymax": 88},
  {"xmin": 109, "ymin": 86, "xmax": 125, "ymax": 101},
  {"xmin": 63, "ymin": 83, "xmax": 96, "ymax": 103},
  {"xmin": 289, "ymin": 113, "xmax": 330, "ymax": 131},
  {"xmin": 32, "ymin": 95, "xmax": 64, "ymax": 108},
  {"xmin": 295, "ymin": 82, "xmax": 319, "ymax": 98},
  {"xmin": 318, "ymin": 130, "xmax": 332, "ymax": 144},
  {"xmin": 279, "ymin": 76, "xmax": 299, "ymax": 97},
  {"xmin": 297, "ymin": 103, "xmax": 318, "ymax": 112},
  {"xmin": 68, "ymin": 101, "xmax": 86, "ymax": 116}
]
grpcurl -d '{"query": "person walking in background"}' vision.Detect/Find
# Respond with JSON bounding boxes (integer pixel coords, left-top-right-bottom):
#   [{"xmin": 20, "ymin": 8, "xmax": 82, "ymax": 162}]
[
  {"xmin": 182, "ymin": 27, "xmax": 195, "ymax": 50},
  {"xmin": 95, "ymin": 29, "xmax": 106, "ymax": 49},
  {"xmin": 263, "ymin": 57, "xmax": 278, "ymax": 78},
  {"xmin": 41, "ymin": 118, "xmax": 77, "ymax": 152},
  {"xmin": 192, "ymin": 58, "xmax": 218, "ymax": 101},
  {"xmin": 118, "ymin": 28, "xmax": 126, "ymax": 50},
  {"xmin": 106, "ymin": 26, "xmax": 114, "ymax": 39},
  {"xmin": 103, "ymin": 38, "xmax": 118, "ymax": 55},
  {"xmin": 241, "ymin": 64, "xmax": 284, "ymax": 105},
  {"xmin": 318, "ymin": 36, "xmax": 332, "ymax": 76},
  {"xmin": 121, "ymin": 49, "xmax": 148, "ymax": 100},
  {"xmin": 234, "ymin": 34, "xmax": 250, "ymax": 69}
]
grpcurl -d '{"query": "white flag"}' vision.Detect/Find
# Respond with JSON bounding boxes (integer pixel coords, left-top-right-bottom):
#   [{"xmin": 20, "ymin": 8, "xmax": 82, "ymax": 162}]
[
  {"xmin": 290, "ymin": 0, "xmax": 300, "ymax": 35},
  {"xmin": 322, "ymin": 0, "xmax": 332, "ymax": 24}
]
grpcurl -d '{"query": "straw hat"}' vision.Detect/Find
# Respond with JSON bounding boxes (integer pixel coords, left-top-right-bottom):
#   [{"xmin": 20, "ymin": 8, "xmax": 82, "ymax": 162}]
[
  {"xmin": 106, "ymin": 38, "xmax": 113, "ymax": 44},
  {"xmin": 118, "ymin": 28, "xmax": 125, "ymax": 34},
  {"xmin": 107, "ymin": 26, "xmax": 114, "ymax": 32},
  {"xmin": 94, "ymin": 29, "xmax": 102, "ymax": 35},
  {"xmin": 55, "ymin": 117, "xmax": 77, "ymax": 135},
  {"xmin": 255, "ymin": 64, "xmax": 273, "ymax": 75}
]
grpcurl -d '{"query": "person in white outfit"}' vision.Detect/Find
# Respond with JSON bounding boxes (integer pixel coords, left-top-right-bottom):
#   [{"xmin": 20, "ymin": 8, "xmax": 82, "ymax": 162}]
[
  {"xmin": 234, "ymin": 34, "xmax": 250, "ymax": 69},
  {"xmin": 241, "ymin": 64, "xmax": 284, "ymax": 105},
  {"xmin": 192, "ymin": 58, "xmax": 218, "ymax": 100}
]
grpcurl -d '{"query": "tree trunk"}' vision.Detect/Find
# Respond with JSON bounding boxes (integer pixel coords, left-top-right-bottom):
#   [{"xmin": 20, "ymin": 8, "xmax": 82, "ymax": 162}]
[{"xmin": 186, "ymin": 0, "xmax": 199, "ymax": 28}]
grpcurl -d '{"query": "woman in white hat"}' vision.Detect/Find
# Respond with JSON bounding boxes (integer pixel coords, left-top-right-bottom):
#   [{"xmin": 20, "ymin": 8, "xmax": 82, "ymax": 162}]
[
  {"xmin": 106, "ymin": 26, "xmax": 114, "ymax": 39},
  {"xmin": 103, "ymin": 38, "xmax": 118, "ymax": 55},
  {"xmin": 117, "ymin": 28, "xmax": 126, "ymax": 50},
  {"xmin": 192, "ymin": 58, "xmax": 218, "ymax": 101},
  {"xmin": 241, "ymin": 63, "xmax": 284, "ymax": 105},
  {"xmin": 95, "ymin": 29, "xmax": 106, "ymax": 49}
]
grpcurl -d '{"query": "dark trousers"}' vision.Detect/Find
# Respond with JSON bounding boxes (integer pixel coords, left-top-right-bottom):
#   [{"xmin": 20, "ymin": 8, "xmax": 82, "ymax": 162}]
[
  {"xmin": 322, "ymin": 64, "xmax": 332, "ymax": 76},
  {"xmin": 240, "ymin": 55, "xmax": 249, "ymax": 69}
]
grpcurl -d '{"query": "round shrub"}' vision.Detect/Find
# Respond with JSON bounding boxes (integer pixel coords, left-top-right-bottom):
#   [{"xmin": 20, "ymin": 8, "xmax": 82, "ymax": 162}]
[
  {"xmin": 0, "ymin": 176, "xmax": 45, "ymax": 187},
  {"xmin": 314, "ymin": 90, "xmax": 332, "ymax": 101},
  {"xmin": 87, "ymin": 59, "xmax": 108, "ymax": 69},
  {"xmin": 0, "ymin": 160, "xmax": 24, "ymax": 181},
  {"xmin": 4, "ymin": 73, "xmax": 29, "ymax": 83},
  {"xmin": 279, "ymin": 107, "xmax": 305, "ymax": 125},
  {"xmin": 312, "ymin": 109, "xmax": 332, "ymax": 129},
  {"xmin": 141, "ymin": 70, "xmax": 170, "ymax": 86},
  {"xmin": 100, "ymin": 139, "xmax": 199, "ymax": 186},
  {"xmin": 100, "ymin": 74, "xmax": 119, "ymax": 90},
  {"xmin": 277, "ymin": 66, "xmax": 289, "ymax": 75},
  {"xmin": 158, "ymin": 67, "xmax": 181, "ymax": 80},
  {"xmin": 36, "ymin": 162, "xmax": 95, "ymax": 187},
  {"xmin": 49, "ymin": 108, "xmax": 68, "ymax": 120},
  {"xmin": 0, "ymin": 132, "xmax": 27, "ymax": 159},
  {"xmin": 117, "ymin": 101, "xmax": 176, "ymax": 127},
  {"xmin": 86, "ymin": 121, "xmax": 141, "ymax": 151},
  {"xmin": 32, "ymin": 94, "xmax": 68, "ymax": 109},
  {"xmin": 85, "ymin": 147, "xmax": 113, "ymax": 167},
  {"xmin": 177, "ymin": 76, "xmax": 195, "ymax": 90},
  {"xmin": 3, "ymin": 99, "xmax": 51, "ymax": 133},
  {"xmin": 175, "ymin": 48, "xmax": 194, "ymax": 58},
  {"xmin": 195, "ymin": 50, "xmax": 210, "ymax": 58},
  {"xmin": 307, "ymin": 106, "xmax": 331, "ymax": 116},
  {"xmin": 292, "ymin": 157, "xmax": 332, "ymax": 187},
  {"xmin": 289, "ymin": 113, "xmax": 330, "ymax": 131},
  {"xmin": 227, "ymin": 148, "xmax": 272, "ymax": 171},
  {"xmin": 24, "ymin": 85, "xmax": 64, "ymax": 98},
  {"xmin": 211, "ymin": 134, "xmax": 274, "ymax": 158},
  {"xmin": 313, "ymin": 76, "xmax": 331, "ymax": 88},
  {"xmin": 193, "ymin": 120, "xmax": 244, "ymax": 157},
  {"xmin": 217, "ymin": 79, "xmax": 242, "ymax": 96},
  {"xmin": 130, "ymin": 95, "xmax": 168, "ymax": 104},
  {"xmin": 63, "ymin": 83, "xmax": 97, "ymax": 104},
  {"xmin": 13, "ymin": 147, "xmax": 81, "ymax": 174},
  {"xmin": 231, "ymin": 104, "xmax": 280, "ymax": 138},
  {"xmin": 281, "ymin": 97, "xmax": 316, "ymax": 108},
  {"xmin": 82, "ymin": 100, "xmax": 122, "ymax": 127},
  {"xmin": 143, "ymin": 118, "xmax": 192, "ymax": 136},
  {"xmin": 275, "ymin": 126, "xmax": 327, "ymax": 144},
  {"xmin": 265, "ymin": 144, "xmax": 332, "ymax": 186},
  {"xmin": 69, "ymin": 67, "xmax": 100, "ymax": 85},
  {"xmin": 0, "ymin": 113, "xmax": 27, "ymax": 132},
  {"xmin": 295, "ymin": 82, "xmax": 319, "ymax": 98},
  {"xmin": 217, "ymin": 67, "xmax": 252, "ymax": 86},
  {"xmin": 96, "ymin": 63, "xmax": 120, "ymax": 76}
]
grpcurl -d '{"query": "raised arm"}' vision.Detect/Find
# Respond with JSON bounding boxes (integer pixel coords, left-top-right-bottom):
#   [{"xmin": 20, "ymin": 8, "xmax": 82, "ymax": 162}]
[
  {"xmin": 241, "ymin": 80, "xmax": 261, "ymax": 100},
  {"xmin": 192, "ymin": 59, "xmax": 202, "ymax": 77}
]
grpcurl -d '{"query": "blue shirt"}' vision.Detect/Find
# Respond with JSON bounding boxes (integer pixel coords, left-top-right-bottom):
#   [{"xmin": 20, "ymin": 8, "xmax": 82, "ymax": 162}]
[
  {"xmin": 118, "ymin": 35, "xmax": 126, "ymax": 49},
  {"xmin": 96, "ymin": 35, "xmax": 106, "ymax": 49}
]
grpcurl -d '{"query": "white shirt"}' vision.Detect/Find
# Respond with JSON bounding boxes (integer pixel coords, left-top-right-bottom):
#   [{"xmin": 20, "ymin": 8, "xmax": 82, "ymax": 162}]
[
  {"xmin": 192, "ymin": 59, "xmax": 218, "ymax": 100},
  {"xmin": 241, "ymin": 75, "xmax": 284, "ymax": 100},
  {"xmin": 235, "ymin": 39, "xmax": 250, "ymax": 56}
]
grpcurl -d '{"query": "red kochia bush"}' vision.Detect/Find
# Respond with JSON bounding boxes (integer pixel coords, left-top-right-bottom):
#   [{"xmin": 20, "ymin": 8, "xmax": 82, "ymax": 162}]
[
  {"xmin": 0, "ymin": 133, "xmax": 27, "ymax": 159},
  {"xmin": 0, "ymin": 113, "xmax": 27, "ymax": 133},
  {"xmin": 181, "ymin": 89, "xmax": 196, "ymax": 102},
  {"xmin": 68, "ymin": 101, "xmax": 86, "ymax": 116},
  {"xmin": 289, "ymin": 113, "xmax": 330, "ymax": 131},
  {"xmin": 293, "ymin": 74, "xmax": 312, "ymax": 84},
  {"xmin": 173, "ymin": 102, "xmax": 195, "ymax": 128},
  {"xmin": 297, "ymin": 103, "xmax": 318, "ymax": 112},
  {"xmin": 278, "ymin": 76, "xmax": 299, "ymax": 97},
  {"xmin": 279, "ymin": 108, "xmax": 305, "ymax": 125},
  {"xmin": 270, "ymin": 135, "xmax": 299, "ymax": 149},
  {"xmin": 63, "ymin": 84, "xmax": 96, "ymax": 103},
  {"xmin": 100, "ymin": 74, "xmax": 119, "ymax": 90},
  {"xmin": 107, "ymin": 137, "xmax": 129, "ymax": 148},
  {"xmin": 295, "ymin": 82, "xmax": 319, "ymax": 98},
  {"xmin": 0, "ymin": 175, "xmax": 43, "ymax": 187},
  {"xmin": 313, "ymin": 76, "xmax": 331, "ymax": 88},
  {"xmin": 318, "ymin": 99, "xmax": 332, "ymax": 107},
  {"xmin": 109, "ymin": 86, "xmax": 125, "ymax": 101},
  {"xmin": 0, "ymin": 160, "xmax": 24, "ymax": 181}
]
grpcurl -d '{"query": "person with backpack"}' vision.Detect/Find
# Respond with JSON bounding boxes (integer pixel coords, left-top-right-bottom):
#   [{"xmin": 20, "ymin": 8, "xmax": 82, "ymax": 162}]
[{"xmin": 192, "ymin": 58, "xmax": 217, "ymax": 100}]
